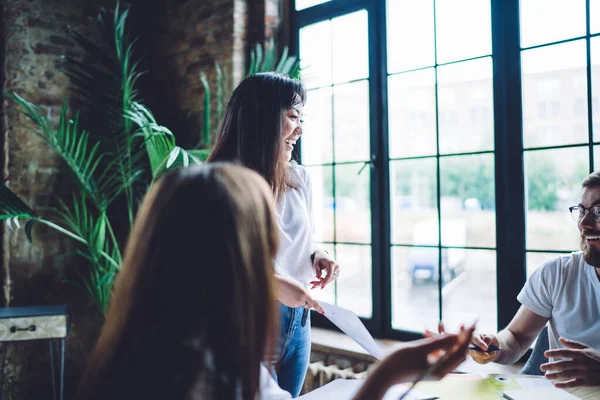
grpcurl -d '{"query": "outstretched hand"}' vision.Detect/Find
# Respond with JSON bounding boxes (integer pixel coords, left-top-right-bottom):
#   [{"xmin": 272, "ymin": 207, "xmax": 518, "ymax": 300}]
[
  {"xmin": 541, "ymin": 337, "xmax": 600, "ymax": 388},
  {"xmin": 468, "ymin": 333, "xmax": 501, "ymax": 364},
  {"xmin": 352, "ymin": 324, "xmax": 475, "ymax": 400},
  {"xmin": 426, "ymin": 322, "xmax": 500, "ymax": 365},
  {"xmin": 385, "ymin": 324, "xmax": 474, "ymax": 382}
]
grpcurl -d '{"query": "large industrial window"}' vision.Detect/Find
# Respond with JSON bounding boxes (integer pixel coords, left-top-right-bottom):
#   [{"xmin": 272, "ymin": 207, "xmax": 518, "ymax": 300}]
[{"xmin": 292, "ymin": 0, "xmax": 599, "ymax": 339}]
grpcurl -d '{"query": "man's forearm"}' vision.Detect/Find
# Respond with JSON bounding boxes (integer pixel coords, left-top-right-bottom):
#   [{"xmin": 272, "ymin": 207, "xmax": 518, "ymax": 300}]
[{"xmin": 494, "ymin": 329, "xmax": 530, "ymax": 365}]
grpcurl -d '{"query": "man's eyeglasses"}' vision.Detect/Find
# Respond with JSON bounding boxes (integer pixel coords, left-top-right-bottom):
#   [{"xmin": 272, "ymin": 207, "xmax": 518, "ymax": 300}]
[{"xmin": 569, "ymin": 205, "xmax": 600, "ymax": 222}]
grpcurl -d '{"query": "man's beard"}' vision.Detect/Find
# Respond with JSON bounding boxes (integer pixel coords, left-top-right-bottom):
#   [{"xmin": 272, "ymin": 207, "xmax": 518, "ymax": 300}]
[{"xmin": 580, "ymin": 235, "xmax": 600, "ymax": 266}]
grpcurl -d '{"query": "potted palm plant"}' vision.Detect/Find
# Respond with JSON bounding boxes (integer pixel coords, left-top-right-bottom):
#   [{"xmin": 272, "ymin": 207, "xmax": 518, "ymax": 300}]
[
  {"xmin": 2, "ymin": 4, "xmax": 200, "ymax": 313},
  {"xmin": 1, "ymin": 3, "xmax": 300, "ymax": 313}
]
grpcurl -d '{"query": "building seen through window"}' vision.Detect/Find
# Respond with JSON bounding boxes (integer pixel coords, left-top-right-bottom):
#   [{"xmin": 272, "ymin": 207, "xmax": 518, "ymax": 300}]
[{"xmin": 294, "ymin": 0, "xmax": 600, "ymax": 338}]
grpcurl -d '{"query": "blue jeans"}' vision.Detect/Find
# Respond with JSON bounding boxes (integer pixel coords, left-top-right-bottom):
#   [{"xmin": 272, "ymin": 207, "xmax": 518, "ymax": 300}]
[{"xmin": 271, "ymin": 302, "xmax": 311, "ymax": 397}]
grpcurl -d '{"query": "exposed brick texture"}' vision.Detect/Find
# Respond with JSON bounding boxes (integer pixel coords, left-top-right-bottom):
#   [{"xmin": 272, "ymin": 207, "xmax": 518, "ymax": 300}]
[
  {"xmin": 1, "ymin": 0, "xmax": 285, "ymax": 398},
  {"xmin": 134, "ymin": 0, "xmax": 285, "ymax": 149},
  {"xmin": 2, "ymin": 1, "xmax": 108, "ymax": 398},
  {"xmin": 132, "ymin": 0, "xmax": 243, "ymax": 148}
]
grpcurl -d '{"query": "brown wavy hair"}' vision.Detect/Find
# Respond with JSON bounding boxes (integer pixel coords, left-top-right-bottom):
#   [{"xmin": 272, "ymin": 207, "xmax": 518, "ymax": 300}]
[
  {"xmin": 77, "ymin": 163, "xmax": 279, "ymax": 400},
  {"xmin": 207, "ymin": 72, "xmax": 306, "ymax": 200}
]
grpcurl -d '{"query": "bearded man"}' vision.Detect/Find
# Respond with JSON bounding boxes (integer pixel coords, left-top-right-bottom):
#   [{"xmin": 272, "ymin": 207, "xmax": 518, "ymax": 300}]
[{"xmin": 465, "ymin": 172, "xmax": 600, "ymax": 388}]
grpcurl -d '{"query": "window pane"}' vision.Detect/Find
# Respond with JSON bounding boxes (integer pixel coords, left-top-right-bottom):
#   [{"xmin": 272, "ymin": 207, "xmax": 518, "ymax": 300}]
[
  {"xmin": 435, "ymin": 0, "xmax": 491, "ymax": 63},
  {"xmin": 438, "ymin": 58, "xmax": 494, "ymax": 154},
  {"xmin": 390, "ymin": 158, "xmax": 438, "ymax": 246},
  {"xmin": 336, "ymin": 244, "xmax": 372, "ymax": 318},
  {"xmin": 331, "ymin": 11, "xmax": 369, "ymax": 84},
  {"xmin": 335, "ymin": 163, "xmax": 371, "ymax": 243},
  {"xmin": 312, "ymin": 242, "xmax": 336, "ymax": 304},
  {"xmin": 525, "ymin": 148, "xmax": 587, "ymax": 251},
  {"xmin": 305, "ymin": 166, "xmax": 334, "ymax": 243},
  {"xmin": 333, "ymin": 81, "xmax": 370, "ymax": 163},
  {"xmin": 520, "ymin": 0, "xmax": 586, "ymax": 48},
  {"xmin": 295, "ymin": 0, "xmax": 330, "ymax": 11},
  {"xmin": 302, "ymin": 88, "xmax": 333, "ymax": 165},
  {"xmin": 442, "ymin": 249, "xmax": 496, "ymax": 333},
  {"xmin": 299, "ymin": 21, "xmax": 332, "ymax": 89},
  {"xmin": 440, "ymin": 154, "xmax": 496, "ymax": 248},
  {"xmin": 522, "ymin": 41, "xmax": 588, "ymax": 148},
  {"xmin": 592, "ymin": 0, "xmax": 600, "ymax": 34},
  {"xmin": 591, "ymin": 37, "xmax": 600, "ymax": 142},
  {"xmin": 388, "ymin": 69, "xmax": 437, "ymax": 158},
  {"xmin": 386, "ymin": 0, "xmax": 434, "ymax": 73},
  {"xmin": 595, "ymin": 145, "xmax": 600, "ymax": 170},
  {"xmin": 392, "ymin": 246, "xmax": 439, "ymax": 332},
  {"xmin": 526, "ymin": 251, "xmax": 566, "ymax": 278}
]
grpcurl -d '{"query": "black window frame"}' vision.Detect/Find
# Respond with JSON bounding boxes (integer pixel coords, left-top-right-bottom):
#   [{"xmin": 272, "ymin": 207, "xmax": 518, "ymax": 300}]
[{"xmin": 290, "ymin": 0, "xmax": 598, "ymax": 341}]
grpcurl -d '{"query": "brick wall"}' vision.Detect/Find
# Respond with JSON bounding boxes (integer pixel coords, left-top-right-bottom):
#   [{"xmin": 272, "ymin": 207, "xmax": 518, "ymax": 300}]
[
  {"xmin": 2, "ymin": 1, "xmax": 109, "ymax": 398},
  {"xmin": 136, "ymin": 0, "xmax": 286, "ymax": 149},
  {"xmin": 132, "ymin": 0, "xmax": 244, "ymax": 148},
  {"xmin": 1, "ymin": 0, "xmax": 286, "ymax": 398}
]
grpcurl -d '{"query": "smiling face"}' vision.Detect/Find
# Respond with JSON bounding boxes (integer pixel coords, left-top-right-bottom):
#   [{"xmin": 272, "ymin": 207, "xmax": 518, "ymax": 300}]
[
  {"xmin": 578, "ymin": 185, "xmax": 600, "ymax": 267},
  {"xmin": 281, "ymin": 104, "xmax": 304, "ymax": 162}
]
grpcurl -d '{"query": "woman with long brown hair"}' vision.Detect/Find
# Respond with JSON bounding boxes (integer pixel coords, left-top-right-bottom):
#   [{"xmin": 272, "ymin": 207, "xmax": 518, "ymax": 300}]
[
  {"xmin": 207, "ymin": 72, "xmax": 337, "ymax": 397},
  {"xmin": 77, "ymin": 163, "xmax": 474, "ymax": 400},
  {"xmin": 77, "ymin": 164, "xmax": 281, "ymax": 400}
]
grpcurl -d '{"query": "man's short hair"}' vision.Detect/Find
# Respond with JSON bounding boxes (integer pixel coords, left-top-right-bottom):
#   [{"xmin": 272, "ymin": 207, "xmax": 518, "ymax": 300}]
[{"xmin": 582, "ymin": 171, "xmax": 600, "ymax": 188}]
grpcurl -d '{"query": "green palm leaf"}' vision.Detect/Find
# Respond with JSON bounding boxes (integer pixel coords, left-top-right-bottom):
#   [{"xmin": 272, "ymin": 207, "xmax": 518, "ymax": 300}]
[
  {"xmin": 200, "ymin": 72, "xmax": 211, "ymax": 146},
  {"xmin": 55, "ymin": 194, "xmax": 121, "ymax": 266},
  {"xmin": 5, "ymin": 92, "xmax": 130, "ymax": 209},
  {"xmin": 261, "ymin": 38, "xmax": 276, "ymax": 71},
  {"xmin": 64, "ymin": 4, "xmax": 149, "ymax": 224},
  {"xmin": 187, "ymin": 149, "xmax": 211, "ymax": 163},
  {"xmin": 0, "ymin": 181, "xmax": 37, "ymax": 242},
  {"xmin": 125, "ymin": 102, "xmax": 177, "ymax": 179},
  {"xmin": 152, "ymin": 146, "xmax": 203, "ymax": 179},
  {"xmin": 216, "ymin": 62, "xmax": 224, "ymax": 121}
]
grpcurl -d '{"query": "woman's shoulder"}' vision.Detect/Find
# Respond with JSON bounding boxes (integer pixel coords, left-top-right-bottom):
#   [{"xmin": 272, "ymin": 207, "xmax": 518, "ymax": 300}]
[{"xmin": 288, "ymin": 161, "xmax": 310, "ymax": 187}]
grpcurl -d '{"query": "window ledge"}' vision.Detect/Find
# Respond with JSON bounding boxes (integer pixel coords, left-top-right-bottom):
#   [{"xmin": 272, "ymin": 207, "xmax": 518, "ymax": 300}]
[
  {"xmin": 311, "ymin": 327, "xmax": 524, "ymax": 375},
  {"xmin": 310, "ymin": 327, "xmax": 404, "ymax": 362}
]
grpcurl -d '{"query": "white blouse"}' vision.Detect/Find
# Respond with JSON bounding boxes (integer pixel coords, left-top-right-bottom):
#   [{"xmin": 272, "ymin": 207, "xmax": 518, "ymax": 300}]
[
  {"xmin": 274, "ymin": 163, "xmax": 315, "ymax": 286},
  {"xmin": 259, "ymin": 365, "xmax": 293, "ymax": 399},
  {"xmin": 189, "ymin": 347, "xmax": 293, "ymax": 399}
]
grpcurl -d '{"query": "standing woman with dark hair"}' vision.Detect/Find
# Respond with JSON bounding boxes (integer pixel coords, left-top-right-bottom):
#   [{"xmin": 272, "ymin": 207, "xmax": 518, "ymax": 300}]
[{"xmin": 208, "ymin": 72, "xmax": 340, "ymax": 397}]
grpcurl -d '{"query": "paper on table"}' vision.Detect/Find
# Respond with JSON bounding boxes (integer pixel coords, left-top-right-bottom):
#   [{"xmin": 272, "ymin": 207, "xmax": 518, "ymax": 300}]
[
  {"xmin": 503, "ymin": 387, "xmax": 579, "ymax": 400},
  {"xmin": 320, "ymin": 301, "xmax": 385, "ymax": 360},
  {"xmin": 515, "ymin": 377, "xmax": 554, "ymax": 390},
  {"xmin": 415, "ymin": 375, "xmax": 502, "ymax": 400},
  {"xmin": 297, "ymin": 379, "xmax": 362, "ymax": 399},
  {"xmin": 298, "ymin": 379, "xmax": 437, "ymax": 400}
]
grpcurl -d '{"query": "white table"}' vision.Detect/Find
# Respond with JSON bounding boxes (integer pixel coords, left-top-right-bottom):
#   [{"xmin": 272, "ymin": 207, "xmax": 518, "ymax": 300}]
[{"xmin": 299, "ymin": 374, "xmax": 600, "ymax": 400}]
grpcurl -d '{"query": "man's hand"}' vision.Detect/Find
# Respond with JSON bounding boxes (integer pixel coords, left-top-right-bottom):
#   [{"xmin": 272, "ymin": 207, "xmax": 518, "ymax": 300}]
[
  {"xmin": 274, "ymin": 275, "xmax": 324, "ymax": 314},
  {"xmin": 309, "ymin": 249, "xmax": 340, "ymax": 290},
  {"xmin": 469, "ymin": 333, "xmax": 501, "ymax": 364},
  {"xmin": 541, "ymin": 337, "xmax": 600, "ymax": 388},
  {"xmin": 352, "ymin": 326, "xmax": 475, "ymax": 400},
  {"xmin": 425, "ymin": 322, "xmax": 500, "ymax": 365}
]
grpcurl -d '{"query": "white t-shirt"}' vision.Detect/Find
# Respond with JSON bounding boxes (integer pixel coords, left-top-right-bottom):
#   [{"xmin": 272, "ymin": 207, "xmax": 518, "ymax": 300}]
[
  {"xmin": 517, "ymin": 252, "xmax": 600, "ymax": 354},
  {"xmin": 274, "ymin": 163, "xmax": 315, "ymax": 286}
]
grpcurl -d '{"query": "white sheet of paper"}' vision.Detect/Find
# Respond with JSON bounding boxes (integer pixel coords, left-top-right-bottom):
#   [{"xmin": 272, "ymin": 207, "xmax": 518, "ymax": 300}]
[
  {"xmin": 298, "ymin": 379, "xmax": 362, "ymax": 399},
  {"xmin": 298, "ymin": 379, "xmax": 437, "ymax": 400},
  {"xmin": 515, "ymin": 377, "xmax": 554, "ymax": 389},
  {"xmin": 503, "ymin": 387, "xmax": 579, "ymax": 400},
  {"xmin": 320, "ymin": 301, "xmax": 385, "ymax": 360}
]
